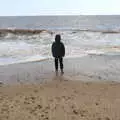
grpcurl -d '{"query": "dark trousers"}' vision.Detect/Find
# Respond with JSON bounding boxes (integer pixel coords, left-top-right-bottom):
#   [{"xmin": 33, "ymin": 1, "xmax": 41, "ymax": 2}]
[{"xmin": 55, "ymin": 57, "xmax": 63, "ymax": 71}]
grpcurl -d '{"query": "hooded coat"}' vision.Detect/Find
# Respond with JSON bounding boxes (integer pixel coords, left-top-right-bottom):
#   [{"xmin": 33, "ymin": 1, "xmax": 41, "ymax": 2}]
[{"xmin": 52, "ymin": 35, "xmax": 65, "ymax": 58}]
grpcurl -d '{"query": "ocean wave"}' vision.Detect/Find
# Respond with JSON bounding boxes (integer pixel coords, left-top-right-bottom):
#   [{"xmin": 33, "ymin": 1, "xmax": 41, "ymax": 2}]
[
  {"xmin": 0, "ymin": 28, "xmax": 120, "ymax": 40},
  {"xmin": 72, "ymin": 29, "xmax": 120, "ymax": 34},
  {"xmin": 0, "ymin": 28, "xmax": 119, "ymax": 35},
  {"xmin": 0, "ymin": 29, "xmax": 53, "ymax": 39},
  {"xmin": 0, "ymin": 29, "xmax": 53, "ymax": 34}
]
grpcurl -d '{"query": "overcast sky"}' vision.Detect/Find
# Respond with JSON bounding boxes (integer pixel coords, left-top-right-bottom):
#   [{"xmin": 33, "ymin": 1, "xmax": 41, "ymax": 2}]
[{"xmin": 0, "ymin": 0, "xmax": 120, "ymax": 16}]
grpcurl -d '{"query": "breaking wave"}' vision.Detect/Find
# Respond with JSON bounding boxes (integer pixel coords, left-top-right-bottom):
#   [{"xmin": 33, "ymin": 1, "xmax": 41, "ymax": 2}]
[{"xmin": 0, "ymin": 28, "xmax": 120, "ymax": 40}]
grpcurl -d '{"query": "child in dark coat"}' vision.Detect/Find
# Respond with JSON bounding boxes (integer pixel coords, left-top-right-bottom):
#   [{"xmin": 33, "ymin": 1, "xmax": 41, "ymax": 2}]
[{"xmin": 51, "ymin": 34, "xmax": 65, "ymax": 75}]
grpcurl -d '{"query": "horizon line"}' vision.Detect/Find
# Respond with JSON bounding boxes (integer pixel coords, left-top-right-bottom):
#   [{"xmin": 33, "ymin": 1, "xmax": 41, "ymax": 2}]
[{"xmin": 0, "ymin": 14, "xmax": 120, "ymax": 17}]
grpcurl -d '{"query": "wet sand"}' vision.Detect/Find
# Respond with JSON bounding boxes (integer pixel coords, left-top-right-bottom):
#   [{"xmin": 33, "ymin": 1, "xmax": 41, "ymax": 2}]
[{"xmin": 0, "ymin": 55, "xmax": 120, "ymax": 85}]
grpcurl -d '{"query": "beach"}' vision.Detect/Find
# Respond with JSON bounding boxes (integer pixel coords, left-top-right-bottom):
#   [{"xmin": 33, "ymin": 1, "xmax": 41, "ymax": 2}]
[{"xmin": 0, "ymin": 56, "xmax": 120, "ymax": 120}]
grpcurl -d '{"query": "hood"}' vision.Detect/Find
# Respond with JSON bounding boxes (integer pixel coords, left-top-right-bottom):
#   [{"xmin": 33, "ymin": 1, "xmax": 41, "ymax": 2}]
[{"xmin": 55, "ymin": 34, "xmax": 61, "ymax": 43}]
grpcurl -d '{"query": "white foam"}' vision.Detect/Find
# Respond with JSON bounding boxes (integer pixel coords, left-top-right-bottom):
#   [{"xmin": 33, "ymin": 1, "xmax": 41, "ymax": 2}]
[
  {"xmin": 0, "ymin": 55, "xmax": 48, "ymax": 66},
  {"xmin": 86, "ymin": 50, "xmax": 105, "ymax": 55},
  {"xmin": 0, "ymin": 30, "xmax": 120, "ymax": 65}
]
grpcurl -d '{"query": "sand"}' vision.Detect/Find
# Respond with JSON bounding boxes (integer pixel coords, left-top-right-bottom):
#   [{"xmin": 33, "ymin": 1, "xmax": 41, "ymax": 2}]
[
  {"xmin": 0, "ymin": 79, "xmax": 120, "ymax": 120},
  {"xmin": 0, "ymin": 56, "xmax": 120, "ymax": 120}
]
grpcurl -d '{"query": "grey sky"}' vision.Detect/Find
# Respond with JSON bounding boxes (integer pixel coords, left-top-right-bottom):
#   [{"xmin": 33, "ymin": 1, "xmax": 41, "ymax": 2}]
[{"xmin": 0, "ymin": 0, "xmax": 120, "ymax": 15}]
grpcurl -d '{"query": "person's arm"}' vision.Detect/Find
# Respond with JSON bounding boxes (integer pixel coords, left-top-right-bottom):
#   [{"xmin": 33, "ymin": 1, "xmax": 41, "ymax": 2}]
[
  {"xmin": 51, "ymin": 42, "xmax": 55, "ymax": 57},
  {"xmin": 62, "ymin": 43, "xmax": 65, "ymax": 57}
]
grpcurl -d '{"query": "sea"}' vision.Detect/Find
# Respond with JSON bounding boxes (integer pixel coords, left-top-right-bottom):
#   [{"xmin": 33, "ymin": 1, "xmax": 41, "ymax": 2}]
[{"xmin": 0, "ymin": 15, "xmax": 120, "ymax": 65}]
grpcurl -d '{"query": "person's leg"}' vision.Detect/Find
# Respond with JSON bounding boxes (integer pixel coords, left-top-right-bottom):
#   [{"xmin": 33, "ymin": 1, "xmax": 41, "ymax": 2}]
[
  {"xmin": 55, "ymin": 58, "xmax": 58, "ymax": 75},
  {"xmin": 59, "ymin": 57, "xmax": 64, "ymax": 75}
]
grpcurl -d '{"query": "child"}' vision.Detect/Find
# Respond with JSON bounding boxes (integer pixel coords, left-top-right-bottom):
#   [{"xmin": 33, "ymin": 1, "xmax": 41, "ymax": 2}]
[{"xmin": 51, "ymin": 34, "xmax": 65, "ymax": 75}]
